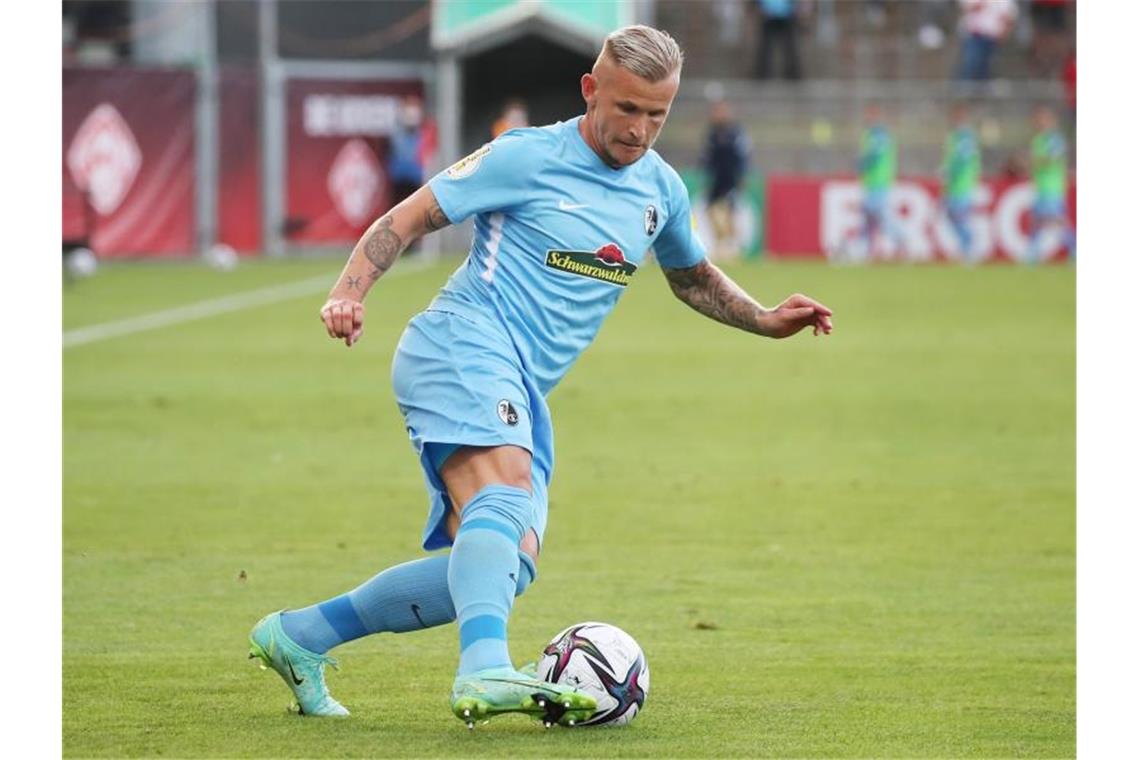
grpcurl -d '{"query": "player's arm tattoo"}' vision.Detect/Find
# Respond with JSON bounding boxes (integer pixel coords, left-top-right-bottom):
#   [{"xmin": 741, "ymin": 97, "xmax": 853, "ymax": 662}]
[
  {"xmin": 662, "ymin": 260, "xmax": 771, "ymax": 337},
  {"xmin": 336, "ymin": 195, "xmax": 451, "ymax": 292},
  {"xmin": 360, "ymin": 215, "xmax": 403, "ymax": 280},
  {"xmin": 423, "ymin": 200, "xmax": 451, "ymax": 233}
]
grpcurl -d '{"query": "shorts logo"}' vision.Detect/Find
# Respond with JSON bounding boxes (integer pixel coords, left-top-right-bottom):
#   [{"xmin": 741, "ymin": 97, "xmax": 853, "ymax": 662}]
[
  {"xmin": 446, "ymin": 144, "xmax": 492, "ymax": 179},
  {"xmin": 644, "ymin": 205, "xmax": 658, "ymax": 235},
  {"xmin": 545, "ymin": 244, "xmax": 637, "ymax": 287},
  {"xmin": 497, "ymin": 400, "xmax": 519, "ymax": 426}
]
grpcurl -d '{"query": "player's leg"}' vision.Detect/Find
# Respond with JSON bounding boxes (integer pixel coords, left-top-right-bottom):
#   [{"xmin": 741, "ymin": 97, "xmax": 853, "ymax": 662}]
[
  {"xmin": 863, "ymin": 196, "xmax": 882, "ymax": 261},
  {"xmin": 1027, "ymin": 197, "xmax": 1046, "ymax": 263},
  {"xmin": 440, "ymin": 444, "xmax": 531, "ymax": 676},
  {"xmin": 1028, "ymin": 195, "xmax": 1065, "ymax": 263},
  {"xmin": 440, "ymin": 445, "xmax": 595, "ymax": 728},
  {"xmin": 248, "ymin": 312, "xmax": 538, "ymax": 717},
  {"xmin": 947, "ymin": 197, "xmax": 973, "ymax": 261}
]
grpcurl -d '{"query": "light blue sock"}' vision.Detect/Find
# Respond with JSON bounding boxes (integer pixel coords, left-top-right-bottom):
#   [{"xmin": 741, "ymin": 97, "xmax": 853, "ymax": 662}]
[
  {"xmin": 448, "ymin": 484, "xmax": 532, "ymax": 676},
  {"xmin": 280, "ymin": 551, "xmax": 537, "ymax": 655}
]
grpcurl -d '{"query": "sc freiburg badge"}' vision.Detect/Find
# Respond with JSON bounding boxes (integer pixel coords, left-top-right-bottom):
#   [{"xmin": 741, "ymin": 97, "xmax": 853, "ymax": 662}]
[
  {"xmin": 644, "ymin": 205, "xmax": 658, "ymax": 236},
  {"xmin": 497, "ymin": 399, "xmax": 519, "ymax": 426}
]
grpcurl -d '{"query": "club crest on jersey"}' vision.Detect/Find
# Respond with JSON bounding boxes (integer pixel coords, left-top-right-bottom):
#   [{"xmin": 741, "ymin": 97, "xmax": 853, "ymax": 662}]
[
  {"xmin": 545, "ymin": 244, "xmax": 637, "ymax": 287},
  {"xmin": 644, "ymin": 205, "xmax": 658, "ymax": 236},
  {"xmin": 497, "ymin": 399, "xmax": 519, "ymax": 426},
  {"xmin": 445, "ymin": 144, "xmax": 491, "ymax": 179}
]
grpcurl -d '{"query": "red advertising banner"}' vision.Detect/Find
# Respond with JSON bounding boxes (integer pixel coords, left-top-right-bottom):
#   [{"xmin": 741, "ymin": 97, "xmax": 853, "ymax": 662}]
[
  {"xmin": 218, "ymin": 66, "xmax": 262, "ymax": 254},
  {"xmin": 765, "ymin": 175, "xmax": 1076, "ymax": 263},
  {"xmin": 63, "ymin": 68, "xmax": 196, "ymax": 257},
  {"xmin": 285, "ymin": 78, "xmax": 423, "ymax": 245}
]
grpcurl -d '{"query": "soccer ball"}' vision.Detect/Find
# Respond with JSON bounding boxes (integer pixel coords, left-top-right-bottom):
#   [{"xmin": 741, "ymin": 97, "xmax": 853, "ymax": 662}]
[
  {"xmin": 537, "ymin": 622, "xmax": 649, "ymax": 726},
  {"xmin": 65, "ymin": 247, "xmax": 98, "ymax": 279}
]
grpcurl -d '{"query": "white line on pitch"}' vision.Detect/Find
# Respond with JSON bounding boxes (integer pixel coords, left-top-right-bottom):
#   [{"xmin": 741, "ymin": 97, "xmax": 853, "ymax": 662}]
[{"xmin": 63, "ymin": 261, "xmax": 431, "ymax": 349}]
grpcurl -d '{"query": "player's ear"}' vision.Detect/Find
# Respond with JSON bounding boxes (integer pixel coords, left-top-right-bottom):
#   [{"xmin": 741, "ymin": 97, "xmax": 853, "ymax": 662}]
[{"xmin": 581, "ymin": 73, "xmax": 597, "ymax": 105}]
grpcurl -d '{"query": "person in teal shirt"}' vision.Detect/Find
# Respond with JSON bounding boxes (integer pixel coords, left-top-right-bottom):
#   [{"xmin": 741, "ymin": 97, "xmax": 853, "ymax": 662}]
[
  {"xmin": 852, "ymin": 103, "xmax": 904, "ymax": 261},
  {"xmin": 1028, "ymin": 106, "xmax": 1074, "ymax": 262},
  {"xmin": 941, "ymin": 102, "xmax": 981, "ymax": 261}
]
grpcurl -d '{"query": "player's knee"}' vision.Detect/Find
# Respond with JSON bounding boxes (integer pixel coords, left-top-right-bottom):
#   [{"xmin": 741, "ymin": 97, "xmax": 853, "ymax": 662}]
[{"xmin": 461, "ymin": 483, "xmax": 533, "ymax": 541}]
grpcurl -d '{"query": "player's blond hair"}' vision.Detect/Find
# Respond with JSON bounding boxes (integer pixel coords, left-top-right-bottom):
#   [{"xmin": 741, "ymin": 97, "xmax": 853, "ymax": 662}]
[{"xmin": 596, "ymin": 25, "xmax": 684, "ymax": 82}]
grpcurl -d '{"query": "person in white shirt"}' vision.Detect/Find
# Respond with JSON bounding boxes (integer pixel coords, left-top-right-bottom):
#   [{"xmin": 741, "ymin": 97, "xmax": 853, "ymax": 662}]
[{"xmin": 955, "ymin": 0, "xmax": 1018, "ymax": 81}]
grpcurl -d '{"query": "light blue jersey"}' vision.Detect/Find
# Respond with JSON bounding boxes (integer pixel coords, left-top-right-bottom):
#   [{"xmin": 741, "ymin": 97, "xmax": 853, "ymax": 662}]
[
  {"xmin": 427, "ymin": 117, "xmax": 706, "ymax": 395},
  {"xmin": 395, "ymin": 117, "xmax": 706, "ymax": 551}
]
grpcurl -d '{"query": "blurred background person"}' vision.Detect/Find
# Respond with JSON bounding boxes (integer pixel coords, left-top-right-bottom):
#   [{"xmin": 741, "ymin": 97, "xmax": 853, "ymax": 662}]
[
  {"xmin": 753, "ymin": 0, "xmax": 802, "ymax": 81},
  {"xmin": 844, "ymin": 103, "xmax": 904, "ymax": 261},
  {"xmin": 389, "ymin": 95, "xmax": 436, "ymax": 208},
  {"xmin": 941, "ymin": 102, "xmax": 981, "ymax": 261},
  {"xmin": 700, "ymin": 98, "xmax": 751, "ymax": 260},
  {"xmin": 388, "ymin": 95, "xmax": 437, "ymax": 256},
  {"xmin": 1028, "ymin": 106, "xmax": 1074, "ymax": 262},
  {"xmin": 491, "ymin": 97, "xmax": 529, "ymax": 139},
  {"xmin": 955, "ymin": 0, "xmax": 1018, "ymax": 82}
]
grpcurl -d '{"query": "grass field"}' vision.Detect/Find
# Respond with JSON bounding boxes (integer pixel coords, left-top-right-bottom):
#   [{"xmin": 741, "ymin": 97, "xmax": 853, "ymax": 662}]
[{"xmin": 63, "ymin": 257, "xmax": 1075, "ymax": 758}]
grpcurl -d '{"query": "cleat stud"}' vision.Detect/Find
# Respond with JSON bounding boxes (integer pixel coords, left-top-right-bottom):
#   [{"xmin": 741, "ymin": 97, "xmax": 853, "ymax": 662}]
[
  {"xmin": 466, "ymin": 721, "xmax": 474, "ymax": 731},
  {"xmin": 544, "ymin": 721, "xmax": 552, "ymax": 729},
  {"xmin": 563, "ymin": 701, "xmax": 571, "ymax": 708},
  {"xmin": 463, "ymin": 708, "xmax": 471, "ymax": 718},
  {"xmin": 537, "ymin": 699, "xmax": 546, "ymax": 708},
  {"xmin": 568, "ymin": 719, "xmax": 576, "ymax": 727}
]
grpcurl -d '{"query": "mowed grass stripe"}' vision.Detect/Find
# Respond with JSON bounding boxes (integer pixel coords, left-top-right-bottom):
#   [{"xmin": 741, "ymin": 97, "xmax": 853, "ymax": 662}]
[{"xmin": 63, "ymin": 259, "xmax": 435, "ymax": 348}]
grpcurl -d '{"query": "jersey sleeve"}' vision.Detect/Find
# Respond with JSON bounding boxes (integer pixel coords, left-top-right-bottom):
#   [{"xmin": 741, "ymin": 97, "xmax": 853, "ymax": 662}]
[
  {"xmin": 654, "ymin": 164, "xmax": 708, "ymax": 270},
  {"xmin": 427, "ymin": 129, "xmax": 541, "ymax": 224}
]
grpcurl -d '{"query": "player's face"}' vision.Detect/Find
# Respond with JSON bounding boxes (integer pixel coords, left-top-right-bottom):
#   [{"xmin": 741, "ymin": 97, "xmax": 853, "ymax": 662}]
[{"xmin": 581, "ymin": 60, "xmax": 679, "ymax": 168}]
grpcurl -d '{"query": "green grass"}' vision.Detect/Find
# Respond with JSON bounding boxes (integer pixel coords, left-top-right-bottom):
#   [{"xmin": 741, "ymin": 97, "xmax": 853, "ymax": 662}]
[{"xmin": 63, "ymin": 258, "xmax": 1075, "ymax": 758}]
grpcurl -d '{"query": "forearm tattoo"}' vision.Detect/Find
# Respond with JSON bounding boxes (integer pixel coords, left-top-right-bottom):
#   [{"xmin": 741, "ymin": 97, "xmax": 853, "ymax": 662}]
[
  {"xmin": 361, "ymin": 215, "xmax": 403, "ymax": 280},
  {"xmin": 345, "ymin": 275, "xmax": 363, "ymax": 290},
  {"xmin": 663, "ymin": 260, "xmax": 769, "ymax": 336}
]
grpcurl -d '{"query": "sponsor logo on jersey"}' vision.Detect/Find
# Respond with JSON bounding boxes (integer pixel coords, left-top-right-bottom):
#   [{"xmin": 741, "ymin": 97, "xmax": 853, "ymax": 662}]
[
  {"xmin": 446, "ymin": 144, "xmax": 492, "ymax": 179},
  {"xmin": 644, "ymin": 205, "xmax": 658, "ymax": 235},
  {"xmin": 545, "ymin": 244, "xmax": 637, "ymax": 287}
]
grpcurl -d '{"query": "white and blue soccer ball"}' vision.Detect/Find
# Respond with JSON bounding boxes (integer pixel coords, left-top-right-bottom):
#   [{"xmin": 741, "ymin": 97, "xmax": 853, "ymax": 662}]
[{"xmin": 537, "ymin": 621, "xmax": 649, "ymax": 727}]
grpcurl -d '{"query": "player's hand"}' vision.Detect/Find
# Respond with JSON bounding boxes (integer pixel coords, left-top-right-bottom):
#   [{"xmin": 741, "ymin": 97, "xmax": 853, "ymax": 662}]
[
  {"xmin": 320, "ymin": 298, "xmax": 365, "ymax": 347},
  {"xmin": 760, "ymin": 293, "xmax": 833, "ymax": 339}
]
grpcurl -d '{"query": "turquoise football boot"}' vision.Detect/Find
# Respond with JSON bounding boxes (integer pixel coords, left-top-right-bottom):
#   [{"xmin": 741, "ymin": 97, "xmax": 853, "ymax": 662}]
[
  {"xmin": 248, "ymin": 611, "xmax": 349, "ymax": 717},
  {"xmin": 450, "ymin": 667, "xmax": 596, "ymax": 729}
]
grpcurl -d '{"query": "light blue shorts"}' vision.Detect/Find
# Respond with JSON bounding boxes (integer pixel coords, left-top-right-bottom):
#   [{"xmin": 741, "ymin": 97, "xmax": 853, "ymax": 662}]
[
  {"xmin": 945, "ymin": 195, "xmax": 971, "ymax": 218},
  {"xmin": 1034, "ymin": 194, "xmax": 1066, "ymax": 219},
  {"xmin": 391, "ymin": 309, "xmax": 553, "ymax": 551},
  {"xmin": 863, "ymin": 188, "xmax": 890, "ymax": 219}
]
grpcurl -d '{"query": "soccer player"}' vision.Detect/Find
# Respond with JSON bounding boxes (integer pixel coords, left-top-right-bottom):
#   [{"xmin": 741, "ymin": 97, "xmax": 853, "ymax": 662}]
[
  {"xmin": 249, "ymin": 25, "xmax": 833, "ymax": 728},
  {"xmin": 1027, "ymin": 106, "xmax": 1075, "ymax": 263},
  {"xmin": 941, "ymin": 102, "xmax": 981, "ymax": 261},
  {"xmin": 846, "ymin": 103, "xmax": 905, "ymax": 262}
]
